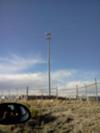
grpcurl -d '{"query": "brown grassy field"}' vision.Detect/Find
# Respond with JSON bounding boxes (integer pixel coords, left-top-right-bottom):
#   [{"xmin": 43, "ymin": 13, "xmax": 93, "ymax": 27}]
[{"xmin": 0, "ymin": 99, "xmax": 100, "ymax": 133}]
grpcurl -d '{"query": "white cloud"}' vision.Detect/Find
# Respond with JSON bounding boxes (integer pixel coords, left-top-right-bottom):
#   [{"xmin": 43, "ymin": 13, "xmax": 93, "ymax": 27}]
[
  {"xmin": 0, "ymin": 54, "xmax": 45, "ymax": 74},
  {"xmin": 61, "ymin": 80, "xmax": 93, "ymax": 89},
  {"xmin": 0, "ymin": 69, "xmax": 99, "ymax": 90},
  {"xmin": 0, "ymin": 56, "xmax": 99, "ymax": 96},
  {"xmin": 52, "ymin": 69, "xmax": 72, "ymax": 81},
  {"xmin": 0, "ymin": 69, "xmax": 73, "ymax": 90}
]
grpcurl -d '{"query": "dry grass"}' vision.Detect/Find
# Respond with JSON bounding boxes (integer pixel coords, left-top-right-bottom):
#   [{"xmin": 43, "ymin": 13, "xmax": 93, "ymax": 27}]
[{"xmin": 0, "ymin": 100, "xmax": 100, "ymax": 133}]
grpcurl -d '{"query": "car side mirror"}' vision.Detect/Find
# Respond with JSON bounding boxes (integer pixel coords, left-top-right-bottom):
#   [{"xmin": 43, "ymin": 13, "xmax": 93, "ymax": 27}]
[{"xmin": 0, "ymin": 103, "xmax": 31, "ymax": 125}]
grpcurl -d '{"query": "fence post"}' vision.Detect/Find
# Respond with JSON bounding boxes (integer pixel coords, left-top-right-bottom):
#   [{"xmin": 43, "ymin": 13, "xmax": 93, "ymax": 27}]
[
  {"xmin": 76, "ymin": 85, "xmax": 79, "ymax": 100},
  {"xmin": 95, "ymin": 78, "xmax": 98, "ymax": 102},
  {"xmin": 84, "ymin": 84, "xmax": 89, "ymax": 102},
  {"xmin": 26, "ymin": 86, "xmax": 29, "ymax": 100},
  {"xmin": 40, "ymin": 89, "xmax": 44, "ymax": 99},
  {"xmin": 56, "ymin": 87, "xmax": 58, "ymax": 99}
]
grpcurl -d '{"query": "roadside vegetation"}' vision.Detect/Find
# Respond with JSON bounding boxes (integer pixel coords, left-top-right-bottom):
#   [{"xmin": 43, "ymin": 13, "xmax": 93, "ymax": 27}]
[{"xmin": 0, "ymin": 99, "xmax": 100, "ymax": 133}]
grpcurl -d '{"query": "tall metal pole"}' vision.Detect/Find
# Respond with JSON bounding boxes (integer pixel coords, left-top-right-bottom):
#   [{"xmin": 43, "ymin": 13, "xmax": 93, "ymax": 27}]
[{"xmin": 46, "ymin": 32, "xmax": 51, "ymax": 96}]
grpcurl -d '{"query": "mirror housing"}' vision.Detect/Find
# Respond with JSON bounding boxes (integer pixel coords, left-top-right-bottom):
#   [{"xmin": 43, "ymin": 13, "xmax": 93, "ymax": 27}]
[{"xmin": 0, "ymin": 103, "xmax": 31, "ymax": 125}]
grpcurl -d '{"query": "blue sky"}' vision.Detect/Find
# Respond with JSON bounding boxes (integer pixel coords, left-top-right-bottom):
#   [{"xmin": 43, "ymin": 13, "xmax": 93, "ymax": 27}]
[{"xmin": 0, "ymin": 0, "xmax": 100, "ymax": 92}]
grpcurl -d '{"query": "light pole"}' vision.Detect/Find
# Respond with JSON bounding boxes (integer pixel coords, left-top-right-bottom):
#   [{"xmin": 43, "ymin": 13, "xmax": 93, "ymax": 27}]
[{"xmin": 46, "ymin": 32, "xmax": 52, "ymax": 96}]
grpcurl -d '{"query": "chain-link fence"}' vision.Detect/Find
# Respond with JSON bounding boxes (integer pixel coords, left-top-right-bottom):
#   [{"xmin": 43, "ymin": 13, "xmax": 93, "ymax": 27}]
[
  {"xmin": 57, "ymin": 80, "xmax": 100, "ymax": 101},
  {"xmin": 0, "ymin": 79, "xmax": 100, "ymax": 102}
]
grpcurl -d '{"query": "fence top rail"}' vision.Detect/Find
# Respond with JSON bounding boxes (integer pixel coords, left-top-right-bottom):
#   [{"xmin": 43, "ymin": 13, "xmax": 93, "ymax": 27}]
[{"xmin": 80, "ymin": 82, "xmax": 100, "ymax": 89}]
